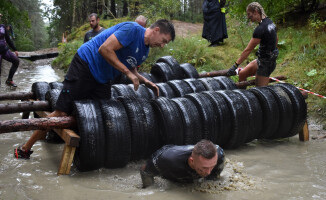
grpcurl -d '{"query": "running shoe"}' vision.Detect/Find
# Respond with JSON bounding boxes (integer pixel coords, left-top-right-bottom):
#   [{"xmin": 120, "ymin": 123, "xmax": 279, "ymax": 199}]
[
  {"xmin": 6, "ymin": 80, "xmax": 17, "ymax": 87},
  {"xmin": 14, "ymin": 145, "xmax": 33, "ymax": 159}
]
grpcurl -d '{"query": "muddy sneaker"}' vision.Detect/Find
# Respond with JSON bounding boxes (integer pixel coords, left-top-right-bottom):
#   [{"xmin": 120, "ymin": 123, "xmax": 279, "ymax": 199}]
[
  {"xmin": 6, "ymin": 80, "xmax": 17, "ymax": 87},
  {"xmin": 14, "ymin": 145, "xmax": 33, "ymax": 159}
]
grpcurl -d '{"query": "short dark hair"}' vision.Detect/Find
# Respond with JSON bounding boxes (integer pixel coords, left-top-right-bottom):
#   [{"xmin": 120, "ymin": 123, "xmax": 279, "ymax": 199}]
[
  {"xmin": 193, "ymin": 139, "xmax": 217, "ymax": 159},
  {"xmin": 150, "ymin": 19, "xmax": 175, "ymax": 41},
  {"xmin": 89, "ymin": 13, "xmax": 99, "ymax": 19}
]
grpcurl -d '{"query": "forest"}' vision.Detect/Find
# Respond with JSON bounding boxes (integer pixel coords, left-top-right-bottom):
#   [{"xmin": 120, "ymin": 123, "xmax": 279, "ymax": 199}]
[{"xmin": 0, "ymin": 0, "xmax": 325, "ymax": 50}]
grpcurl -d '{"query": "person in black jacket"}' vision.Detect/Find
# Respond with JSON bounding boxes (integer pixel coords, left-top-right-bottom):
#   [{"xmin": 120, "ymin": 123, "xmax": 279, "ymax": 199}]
[
  {"xmin": 226, "ymin": 2, "xmax": 279, "ymax": 87},
  {"xmin": 202, "ymin": 0, "xmax": 228, "ymax": 47},
  {"xmin": 0, "ymin": 13, "xmax": 19, "ymax": 87},
  {"xmin": 140, "ymin": 139, "xmax": 225, "ymax": 188}
]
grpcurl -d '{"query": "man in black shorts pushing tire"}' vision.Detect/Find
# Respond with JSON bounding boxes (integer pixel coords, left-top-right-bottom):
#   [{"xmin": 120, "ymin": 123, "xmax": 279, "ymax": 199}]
[
  {"xmin": 226, "ymin": 2, "xmax": 279, "ymax": 88},
  {"xmin": 14, "ymin": 19, "xmax": 175, "ymax": 159},
  {"xmin": 140, "ymin": 139, "xmax": 225, "ymax": 188}
]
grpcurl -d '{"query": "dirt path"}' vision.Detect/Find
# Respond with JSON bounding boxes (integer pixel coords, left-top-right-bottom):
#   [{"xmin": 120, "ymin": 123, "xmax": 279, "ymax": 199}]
[{"xmin": 172, "ymin": 20, "xmax": 203, "ymax": 37}]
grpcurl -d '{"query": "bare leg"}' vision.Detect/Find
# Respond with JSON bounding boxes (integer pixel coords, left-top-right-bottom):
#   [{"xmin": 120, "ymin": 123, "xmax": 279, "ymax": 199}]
[
  {"xmin": 22, "ymin": 110, "xmax": 67, "ymax": 151},
  {"xmin": 255, "ymin": 75, "xmax": 270, "ymax": 87},
  {"xmin": 238, "ymin": 60, "xmax": 258, "ymax": 89}
]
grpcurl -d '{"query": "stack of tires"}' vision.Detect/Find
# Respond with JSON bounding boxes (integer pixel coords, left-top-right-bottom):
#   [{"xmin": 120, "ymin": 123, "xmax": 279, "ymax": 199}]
[
  {"xmin": 71, "ymin": 83, "xmax": 307, "ymax": 171},
  {"xmin": 117, "ymin": 55, "xmax": 199, "ymax": 84}
]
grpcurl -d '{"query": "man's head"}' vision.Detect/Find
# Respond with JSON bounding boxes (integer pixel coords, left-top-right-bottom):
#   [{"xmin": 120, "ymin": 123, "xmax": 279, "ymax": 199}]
[
  {"xmin": 246, "ymin": 2, "xmax": 267, "ymax": 22},
  {"xmin": 145, "ymin": 19, "xmax": 175, "ymax": 48},
  {"xmin": 89, "ymin": 13, "xmax": 100, "ymax": 29},
  {"xmin": 135, "ymin": 15, "xmax": 147, "ymax": 28},
  {"xmin": 188, "ymin": 139, "xmax": 218, "ymax": 177}
]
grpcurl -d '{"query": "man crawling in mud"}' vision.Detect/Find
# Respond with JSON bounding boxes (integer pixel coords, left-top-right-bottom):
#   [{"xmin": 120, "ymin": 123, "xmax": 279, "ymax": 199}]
[{"xmin": 140, "ymin": 139, "xmax": 225, "ymax": 188}]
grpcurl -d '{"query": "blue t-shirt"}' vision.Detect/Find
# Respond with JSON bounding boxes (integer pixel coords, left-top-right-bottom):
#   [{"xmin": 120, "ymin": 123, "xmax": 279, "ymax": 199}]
[{"xmin": 77, "ymin": 22, "xmax": 149, "ymax": 83}]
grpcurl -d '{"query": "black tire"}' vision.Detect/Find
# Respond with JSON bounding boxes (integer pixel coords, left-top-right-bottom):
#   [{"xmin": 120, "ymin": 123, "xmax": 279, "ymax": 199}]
[
  {"xmin": 156, "ymin": 56, "xmax": 184, "ymax": 79},
  {"xmin": 233, "ymin": 89, "xmax": 263, "ymax": 142},
  {"xmin": 45, "ymin": 89, "xmax": 61, "ymax": 111},
  {"xmin": 276, "ymin": 83, "xmax": 307, "ymax": 138},
  {"xmin": 151, "ymin": 97, "xmax": 184, "ymax": 145},
  {"xmin": 150, "ymin": 62, "xmax": 176, "ymax": 82},
  {"xmin": 100, "ymin": 99, "xmax": 131, "ymax": 168},
  {"xmin": 213, "ymin": 76, "xmax": 237, "ymax": 90},
  {"xmin": 139, "ymin": 72, "xmax": 156, "ymax": 83},
  {"xmin": 118, "ymin": 96, "xmax": 148, "ymax": 160},
  {"xmin": 185, "ymin": 93, "xmax": 218, "ymax": 143},
  {"xmin": 171, "ymin": 97, "xmax": 203, "ymax": 144},
  {"xmin": 183, "ymin": 78, "xmax": 207, "ymax": 93},
  {"xmin": 198, "ymin": 77, "xmax": 224, "ymax": 91},
  {"xmin": 73, "ymin": 100, "xmax": 105, "ymax": 171},
  {"xmin": 111, "ymin": 86, "xmax": 119, "ymax": 98},
  {"xmin": 167, "ymin": 80, "xmax": 194, "ymax": 97},
  {"xmin": 32, "ymin": 82, "xmax": 50, "ymax": 100},
  {"xmin": 112, "ymin": 84, "xmax": 137, "ymax": 98},
  {"xmin": 215, "ymin": 90, "xmax": 250, "ymax": 149},
  {"xmin": 201, "ymin": 91, "xmax": 232, "ymax": 146},
  {"xmin": 49, "ymin": 82, "xmax": 63, "ymax": 90},
  {"xmin": 138, "ymin": 98, "xmax": 161, "ymax": 154},
  {"xmin": 129, "ymin": 84, "xmax": 155, "ymax": 100},
  {"xmin": 180, "ymin": 63, "xmax": 199, "ymax": 78},
  {"xmin": 249, "ymin": 87, "xmax": 280, "ymax": 139},
  {"xmin": 156, "ymin": 83, "xmax": 177, "ymax": 98},
  {"xmin": 266, "ymin": 85, "xmax": 294, "ymax": 139}
]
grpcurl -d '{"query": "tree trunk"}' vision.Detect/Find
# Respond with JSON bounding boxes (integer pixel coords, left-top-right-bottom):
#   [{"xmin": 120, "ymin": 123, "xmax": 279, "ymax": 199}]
[
  {"xmin": 0, "ymin": 101, "xmax": 50, "ymax": 114},
  {"xmin": 122, "ymin": 0, "xmax": 128, "ymax": 16},
  {"xmin": 110, "ymin": 0, "xmax": 116, "ymax": 17},
  {"xmin": 0, "ymin": 117, "xmax": 76, "ymax": 134}
]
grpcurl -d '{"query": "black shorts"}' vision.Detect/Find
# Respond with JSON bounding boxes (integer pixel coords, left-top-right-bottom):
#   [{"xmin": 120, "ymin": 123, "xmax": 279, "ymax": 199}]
[
  {"xmin": 55, "ymin": 53, "xmax": 111, "ymax": 115},
  {"xmin": 256, "ymin": 49, "xmax": 279, "ymax": 77}
]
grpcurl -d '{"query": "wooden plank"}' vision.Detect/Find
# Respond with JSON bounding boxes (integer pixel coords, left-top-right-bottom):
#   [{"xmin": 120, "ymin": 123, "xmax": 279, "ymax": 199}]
[
  {"xmin": 299, "ymin": 120, "xmax": 309, "ymax": 141},
  {"xmin": 57, "ymin": 145, "xmax": 76, "ymax": 175},
  {"xmin": 35, "ymin": 111, "xmax": 80, "ymax": 147}
]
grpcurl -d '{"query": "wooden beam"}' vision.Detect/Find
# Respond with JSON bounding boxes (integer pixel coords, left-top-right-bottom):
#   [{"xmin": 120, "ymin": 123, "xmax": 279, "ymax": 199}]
[
  {"xmin": 299, "ymin": 120, "xmax": 309, "ymax": 141},
  {"xmin": 57, "ymin": 145, "xmax": 76, "ymax": 175}
]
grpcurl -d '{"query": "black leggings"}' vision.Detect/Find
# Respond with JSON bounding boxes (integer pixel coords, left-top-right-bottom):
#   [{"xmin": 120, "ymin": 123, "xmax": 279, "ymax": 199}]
[{"xmin": 0, "ymin": 50, "xmax": 19, "ymax": 80}]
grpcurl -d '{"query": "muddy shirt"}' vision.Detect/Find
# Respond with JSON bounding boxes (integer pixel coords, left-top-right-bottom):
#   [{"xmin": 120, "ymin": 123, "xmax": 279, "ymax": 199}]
[
  {"xmin": 0, "ymin": 24, "xmax": 17, "ymax": 53},
  {"xmin": 253, "ymin": 17, "xmax": 277, "ymax": 58},
  {"xmin": 144, "ymin": 145, "xmax": 225, "ymax": 183},
  {"xmin": 83, "ymin": 27, "xmax": 105, "ymax": 43}
]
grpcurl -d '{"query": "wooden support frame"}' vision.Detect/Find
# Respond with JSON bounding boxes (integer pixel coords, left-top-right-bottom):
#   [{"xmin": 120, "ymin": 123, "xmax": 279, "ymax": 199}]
[
  {"xmin": 299, "ymin": 120, "xmax": 309, "ymax": 142},
  {"xmin": 35, "ymin": 111, "xmax": 79, "ymax": 175}
]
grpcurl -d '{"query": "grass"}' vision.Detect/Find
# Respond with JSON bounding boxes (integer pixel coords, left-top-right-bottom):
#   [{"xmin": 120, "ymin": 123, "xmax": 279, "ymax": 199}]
[{"xmin": 53, "ymin": 15, "xmax": 326, "ymax": 126}]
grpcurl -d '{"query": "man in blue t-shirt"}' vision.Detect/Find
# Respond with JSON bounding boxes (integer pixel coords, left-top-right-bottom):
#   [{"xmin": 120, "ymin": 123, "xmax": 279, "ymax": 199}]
[{"xmin": 14, "ymin": 19, "xmax": 176, "ymax": 159}]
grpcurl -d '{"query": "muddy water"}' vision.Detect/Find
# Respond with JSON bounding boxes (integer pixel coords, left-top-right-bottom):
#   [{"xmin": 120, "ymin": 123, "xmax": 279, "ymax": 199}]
[{"xmin": 1, "ymin": 59, "xmax": 326, "ymax": 200}]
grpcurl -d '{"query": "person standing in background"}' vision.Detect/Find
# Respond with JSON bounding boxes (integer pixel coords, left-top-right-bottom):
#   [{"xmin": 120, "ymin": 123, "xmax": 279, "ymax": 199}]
[
  {"xmin": 202, "ymin": 0, "xmax": 228, "ymax": 47},
  {"xmin": 0, "ymin": 13, "xmax": 19, "ymax": 87},
  {"xmin": 84, "ymin": 13, "xmax": 105, "ymax": 43}
]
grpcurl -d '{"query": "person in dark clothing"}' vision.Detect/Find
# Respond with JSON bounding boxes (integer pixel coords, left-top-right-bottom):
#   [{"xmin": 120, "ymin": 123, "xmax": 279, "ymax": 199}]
[
  {"xmin": 14, "ymin": 19, "xmax": 175, "ymax": 159},
  {"xmin": 83, "ymin": 13, "xmax": 105, "ymax": 43},
  {"xmin": 0, "ymin": 13, "xmax": 19, "ymax": 87},
  {"xmin": 140, "ymin": 139, "xmax": 225, "ymax": 188},
  {"xmin": 202, "ymin": 0, "xmax": 228, "ymax": 47},
  {"xmin": 226, "ymin": 2, "xmax": 279, "ymax": 87}
]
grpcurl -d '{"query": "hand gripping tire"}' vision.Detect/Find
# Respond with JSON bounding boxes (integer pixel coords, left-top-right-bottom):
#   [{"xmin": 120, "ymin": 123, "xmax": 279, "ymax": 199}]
[
  {"xmin": 73, "ymin": 100, "xmax": 105, "ymax": 171},
  {"xmin": 129, "ymin": 84, "xmax": 155, "ymax": 100}
]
